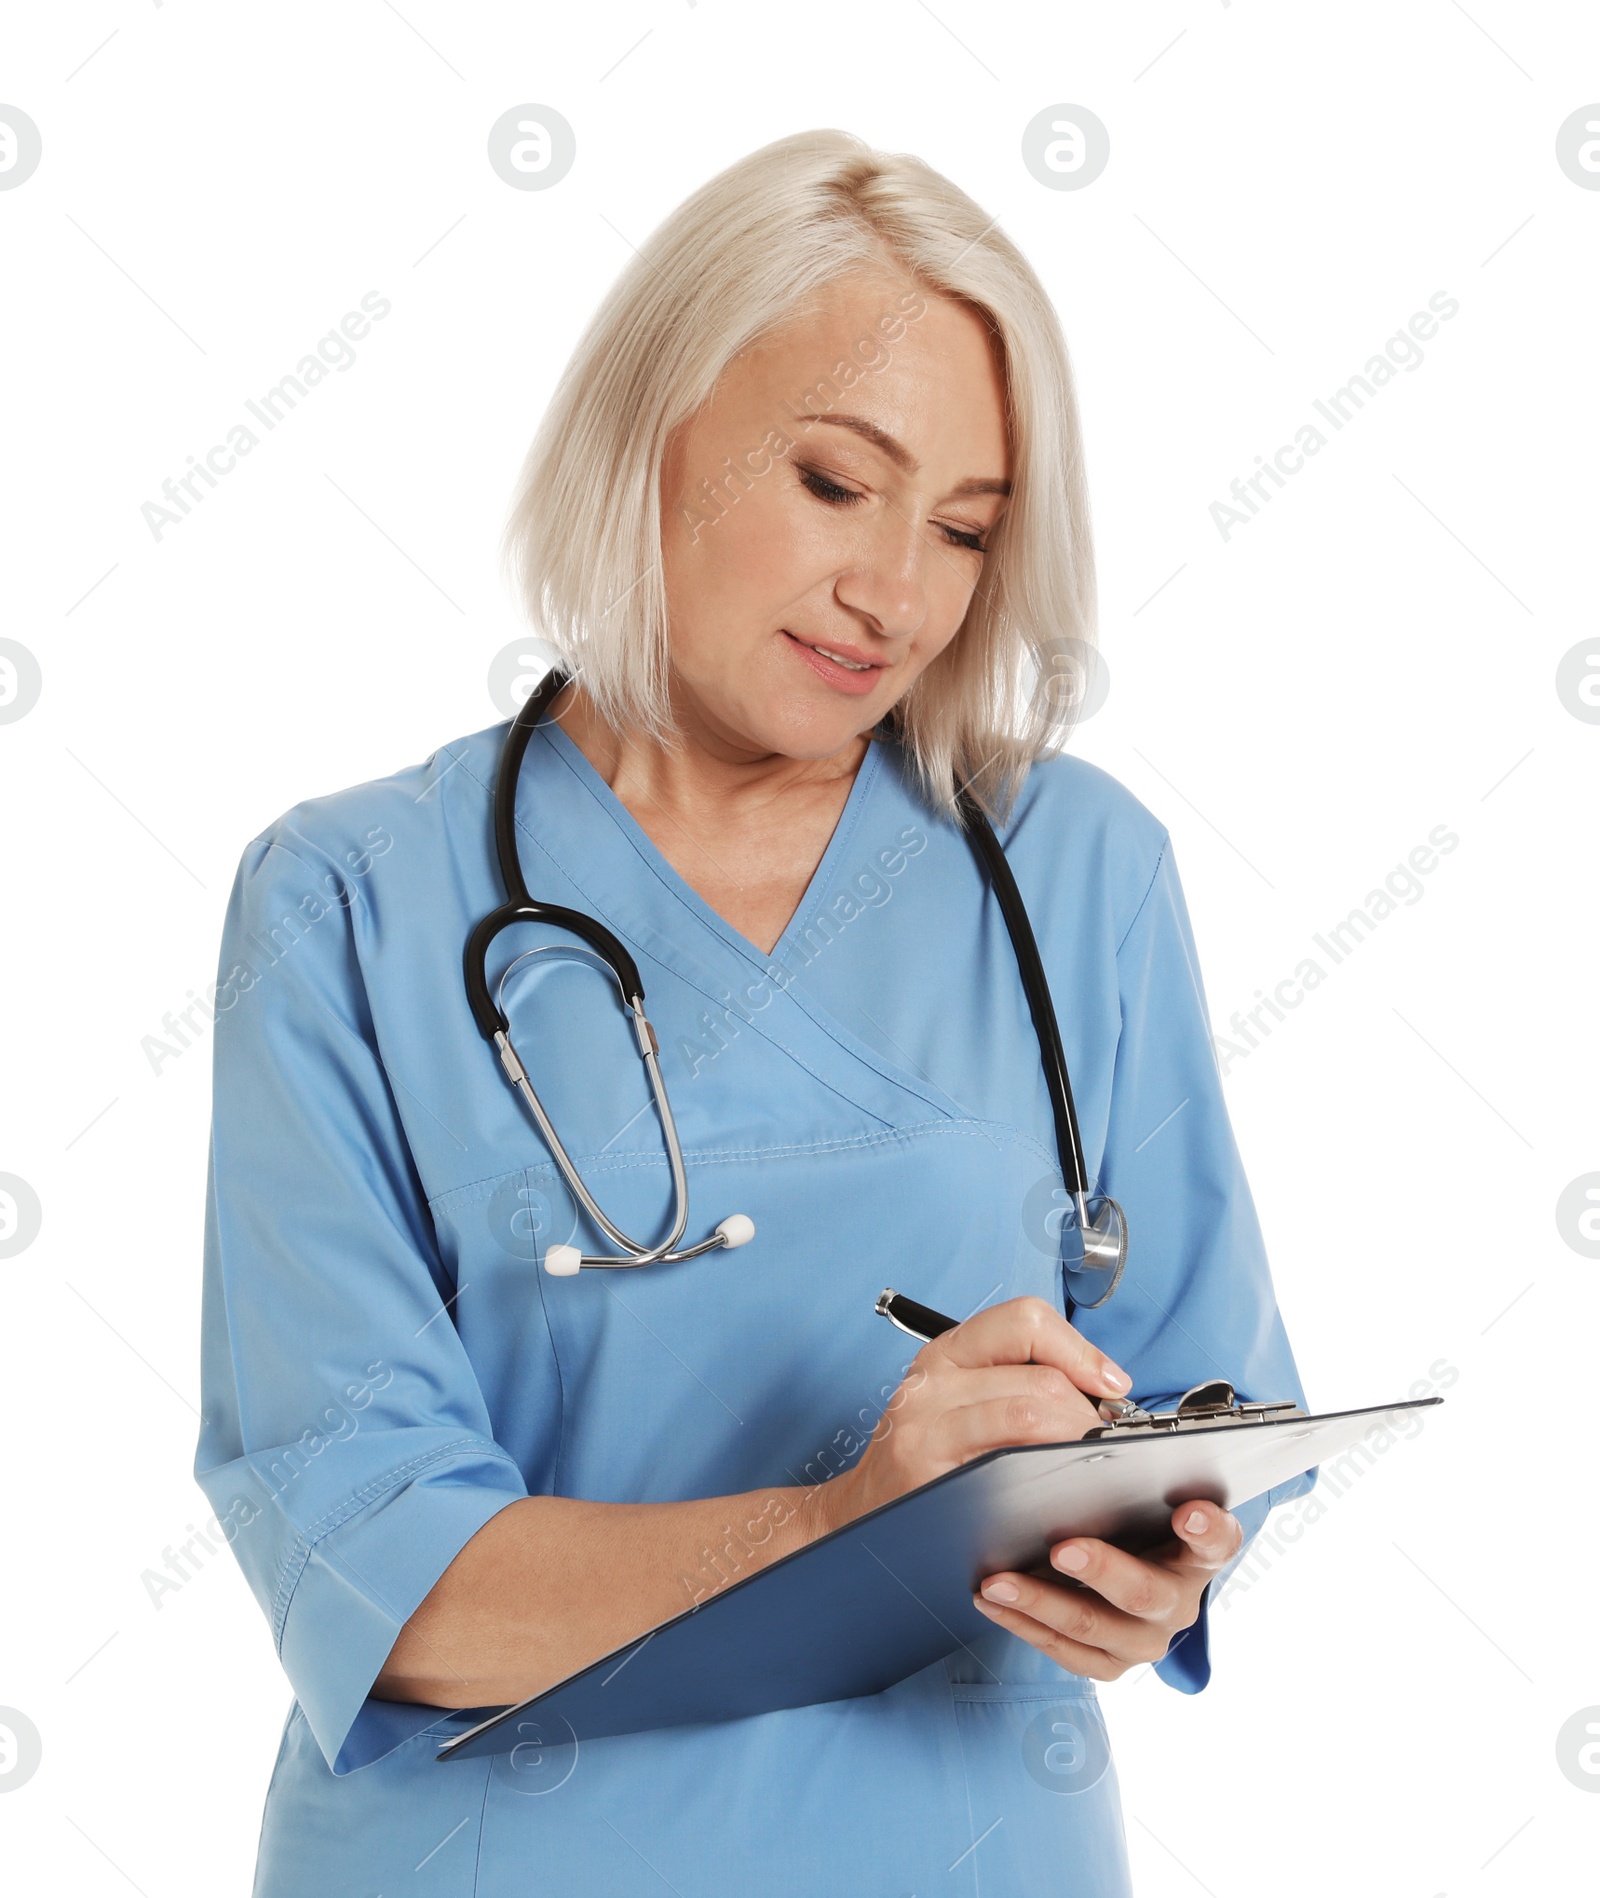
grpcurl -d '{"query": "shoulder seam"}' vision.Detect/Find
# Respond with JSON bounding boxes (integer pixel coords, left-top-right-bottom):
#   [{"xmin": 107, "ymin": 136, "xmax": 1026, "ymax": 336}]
[
  {"xmin": 238, "ymin": 732, "xmax": 495, "ymax": 859},
  {"xmin": 1114, "ymin": 835, "xmax": 1171, "ymax": 958}
]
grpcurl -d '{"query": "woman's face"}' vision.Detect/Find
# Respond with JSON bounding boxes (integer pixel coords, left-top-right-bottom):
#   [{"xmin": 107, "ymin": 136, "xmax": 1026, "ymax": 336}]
[{"xmin": 658, "ymin": 268, "xmax": 1012, "ymax": 761}]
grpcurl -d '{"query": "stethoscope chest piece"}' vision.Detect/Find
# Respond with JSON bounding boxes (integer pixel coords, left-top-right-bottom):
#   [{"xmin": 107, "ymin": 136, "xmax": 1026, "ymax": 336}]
[{"xmin": 1060, "ymin": 1192, "xmax": 1128, "ymax": 1309}]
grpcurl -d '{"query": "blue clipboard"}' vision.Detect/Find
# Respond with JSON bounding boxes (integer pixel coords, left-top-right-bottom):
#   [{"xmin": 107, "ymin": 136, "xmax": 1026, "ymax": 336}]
[{"xmin": 437, "ymin": 1392, "xmax": 1439, "ymax": 1760}]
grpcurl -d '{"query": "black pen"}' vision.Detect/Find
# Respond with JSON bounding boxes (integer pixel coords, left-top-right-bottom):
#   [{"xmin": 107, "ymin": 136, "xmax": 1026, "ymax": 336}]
[{"xmin": 874, "ymin": 1287, "xmax": 959, "ymax": 1343}]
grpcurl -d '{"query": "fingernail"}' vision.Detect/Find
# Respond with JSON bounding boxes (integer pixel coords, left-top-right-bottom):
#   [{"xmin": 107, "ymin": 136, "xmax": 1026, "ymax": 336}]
[
  {"xmin": 1184, "ymin": 1509, "xmax": 1208, "ymax": 1534},
  {"xmin": 1102, "ymin": 1362, "xmax": 1131, "ymax": 1392},
  {"xmin": 981, "ymin": 1579, "xmax": 1019, "ymax": 1603},
  {"xmin": 1053, "ymin": 1543, "xmax": 1088, "ymax": 1572}
]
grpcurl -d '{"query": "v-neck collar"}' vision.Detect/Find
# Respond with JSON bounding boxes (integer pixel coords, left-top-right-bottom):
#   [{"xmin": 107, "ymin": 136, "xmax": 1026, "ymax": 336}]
[
  {"xmin": 536, "ymin": 718, "xmax": 887, "ymax": 975},
  {"xmin": 496, "ymin": 715, "xmax": 973, "ymax": 1128}
]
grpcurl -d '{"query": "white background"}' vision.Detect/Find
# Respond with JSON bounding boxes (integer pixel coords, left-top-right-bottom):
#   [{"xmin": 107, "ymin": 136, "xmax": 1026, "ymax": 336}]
[{"xmin": 2, "ymin": 4, "xmax": 1597, "ymax": 1894}]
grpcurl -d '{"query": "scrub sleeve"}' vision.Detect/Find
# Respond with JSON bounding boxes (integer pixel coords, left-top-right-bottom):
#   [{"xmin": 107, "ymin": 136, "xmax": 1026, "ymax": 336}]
[{"xmin": 195, "ymin": 832, "xmax": 530, "ymax": 1775}]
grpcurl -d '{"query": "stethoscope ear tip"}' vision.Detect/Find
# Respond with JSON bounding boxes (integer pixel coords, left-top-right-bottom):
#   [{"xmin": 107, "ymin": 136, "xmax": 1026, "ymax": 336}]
[
  {"xmin": 544, "ymin": 1243, "xmax": 584, "ymax": 1277},
  {"xmin": 716, "ymin": 1215, "xmax": 756, "ymax": 1250}
]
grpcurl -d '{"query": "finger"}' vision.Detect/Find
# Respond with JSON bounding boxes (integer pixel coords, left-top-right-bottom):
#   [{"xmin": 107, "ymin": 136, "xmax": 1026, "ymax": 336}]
[
  {"xmin": 934, "ymin": 1384, "xmax": 1103, "ymax": 1463},
  {"xmin": 1166, "ymin": 1501, "xmax": 1244, "ymax": 1574},
  {"xmin": 933, "ymin": 1295, "xmax": 1130, "ymax": 1399},
  {"xmin": 931, "ymin": 1361, "xmax": 1106, "ymax": 1423},
  {"xmin": 1043, "ymin": 1536, "xmax": 1186, "ymax": 1623},
  {"xmin": 972, "ymin": 1598, "xmax": 1127, "ymax": 1681},
  {"xmin": 928, "ymin": 1362, "xmax": 1103, "ymax": 1410},
  {"xmin": 972, "ymin": 1571, "xmax": 1170, "ymax": 1670}
]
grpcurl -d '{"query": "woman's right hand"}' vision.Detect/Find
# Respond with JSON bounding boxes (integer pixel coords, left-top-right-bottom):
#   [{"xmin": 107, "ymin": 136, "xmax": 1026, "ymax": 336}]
[
  {"xmin": 823, "ymin": 1296, "xmax": 1133, "ymax": 1529},
  {"xmin": 376, "ymin": 1297, "xmax": 1133, "ymax": 1706}
]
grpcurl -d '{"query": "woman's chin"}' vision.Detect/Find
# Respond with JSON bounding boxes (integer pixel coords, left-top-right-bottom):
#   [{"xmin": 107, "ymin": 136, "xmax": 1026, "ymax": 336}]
[
  {"xmin": 758, "ymin": 696, "xmax": 883, "ymax": 762},
  {"xmin": 679, "ymin": 683, "xmax": 876, "ymax": 763}
]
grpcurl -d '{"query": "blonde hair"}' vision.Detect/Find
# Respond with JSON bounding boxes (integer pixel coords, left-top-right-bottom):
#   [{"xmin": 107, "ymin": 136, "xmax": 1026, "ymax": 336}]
[{"xmin": 500, "ymin": 128, "xmax": 1097, "ymax": 821}]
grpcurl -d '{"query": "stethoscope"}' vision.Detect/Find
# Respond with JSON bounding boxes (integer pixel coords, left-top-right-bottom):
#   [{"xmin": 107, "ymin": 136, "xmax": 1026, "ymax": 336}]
[{"xmin": 463, "ymin": 668, "xmax": 1127, "ymax": 1308}]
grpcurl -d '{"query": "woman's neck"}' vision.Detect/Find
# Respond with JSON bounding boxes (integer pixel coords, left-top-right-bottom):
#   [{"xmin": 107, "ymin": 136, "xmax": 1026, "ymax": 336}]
[
  {"xmin": 544, "ymin": 674, "xmax": 873, "ymax": 955},
  {"xmin": 548, "ymin": 677, "xmax": 870, "ymax": 831}
]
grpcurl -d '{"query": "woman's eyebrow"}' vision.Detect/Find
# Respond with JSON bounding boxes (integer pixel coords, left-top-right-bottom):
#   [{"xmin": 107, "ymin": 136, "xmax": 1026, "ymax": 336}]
[{"xmin": 794, "ymin": 412, "xmax": 1011, "ymax": 497}]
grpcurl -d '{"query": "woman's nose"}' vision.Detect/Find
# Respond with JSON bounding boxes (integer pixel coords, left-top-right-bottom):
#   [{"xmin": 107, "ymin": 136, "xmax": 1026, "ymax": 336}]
[{"xmin": 832, "ymin": 511, "xmax": 932, "ymax": 641}]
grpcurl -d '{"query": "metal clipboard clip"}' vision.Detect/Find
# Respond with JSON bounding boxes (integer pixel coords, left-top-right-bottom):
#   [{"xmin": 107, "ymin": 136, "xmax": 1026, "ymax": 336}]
[{"xmin": 1085, "ymin": 1379, "xmax": 1306, "ymax": 1439}]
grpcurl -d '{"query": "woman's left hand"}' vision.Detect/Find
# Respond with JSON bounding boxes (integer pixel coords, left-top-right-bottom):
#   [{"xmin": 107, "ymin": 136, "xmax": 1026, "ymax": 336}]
[{"xmin": 972, "ymin": 1500, "xmax": 1243, "ymax": 1680}]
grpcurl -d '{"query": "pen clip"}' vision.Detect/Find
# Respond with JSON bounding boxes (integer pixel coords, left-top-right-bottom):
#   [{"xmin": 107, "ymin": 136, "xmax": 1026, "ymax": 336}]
[{"xmin": 875, "ymin": 1288, "xmax": 959, "ymax": 1344}]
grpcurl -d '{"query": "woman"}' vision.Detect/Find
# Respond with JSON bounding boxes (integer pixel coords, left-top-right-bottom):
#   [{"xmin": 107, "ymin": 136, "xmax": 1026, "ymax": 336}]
[{"xmin": 197, "ymin": 129, "xmax": 1309, "ymax": 1895}]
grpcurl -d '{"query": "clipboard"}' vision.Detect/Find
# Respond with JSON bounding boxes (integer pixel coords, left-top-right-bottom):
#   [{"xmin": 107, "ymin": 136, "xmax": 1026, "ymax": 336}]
[{"xmin": 437, "ymin": 1385, "xmax": 1439, "ymax": 1760}]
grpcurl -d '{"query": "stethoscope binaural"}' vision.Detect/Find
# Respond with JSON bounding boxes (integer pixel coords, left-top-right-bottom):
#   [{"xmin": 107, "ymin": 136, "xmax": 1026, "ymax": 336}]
[{"xmin": 463, "ymin": 668, "xmax": 1127, "ymax": 1307}]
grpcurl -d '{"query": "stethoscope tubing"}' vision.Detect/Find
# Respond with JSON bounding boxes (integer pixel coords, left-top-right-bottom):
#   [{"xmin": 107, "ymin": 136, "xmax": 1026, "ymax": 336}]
[
  {"xmin": 463, "ymin": 666, "xmax": 1121, "ymax": 1295},
  {"xmin": 953, "ymin": 782, "xmax": 1093, "ymax": 1218},
  {"xmin": 465, "ymin": 668, "xmax": 719, "ymax": 1267}
]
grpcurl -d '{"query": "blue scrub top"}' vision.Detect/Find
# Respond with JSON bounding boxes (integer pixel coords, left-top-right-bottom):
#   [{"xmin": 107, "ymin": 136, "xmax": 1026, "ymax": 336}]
[{"xmin": 195, "ymin": 716, "xmax": 1310, "ymax": 1897}]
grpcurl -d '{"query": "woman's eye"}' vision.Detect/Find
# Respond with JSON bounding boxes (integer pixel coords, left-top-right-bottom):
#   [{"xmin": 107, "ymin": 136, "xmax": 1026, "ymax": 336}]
[
  {"xmin": 798, "ymin": 465, "xmax": 862, "ymax": 507},
  {"xmin": 798, "ymin": 464, "xmax": 988, "ymax": 554}
]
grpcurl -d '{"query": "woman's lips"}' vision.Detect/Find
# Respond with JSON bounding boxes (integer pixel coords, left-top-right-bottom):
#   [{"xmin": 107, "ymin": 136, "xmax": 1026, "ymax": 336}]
[{"xmin": 781, "ymin": 630, "xmax": 885, "ymax": 697}]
